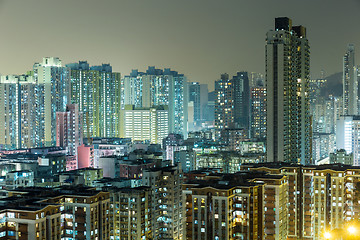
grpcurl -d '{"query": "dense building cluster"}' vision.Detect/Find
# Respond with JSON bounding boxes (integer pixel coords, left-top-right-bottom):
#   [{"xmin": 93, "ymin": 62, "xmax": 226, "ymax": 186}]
[{"xmin": 1, "ymin": 15, "xmax": 360, "ymax": 240}]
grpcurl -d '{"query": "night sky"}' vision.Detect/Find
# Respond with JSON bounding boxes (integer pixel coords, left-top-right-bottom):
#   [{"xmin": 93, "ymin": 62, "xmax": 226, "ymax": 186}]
[{"xmin": 0, "ymin": 0, "xmax": 359, "ymax": 90}]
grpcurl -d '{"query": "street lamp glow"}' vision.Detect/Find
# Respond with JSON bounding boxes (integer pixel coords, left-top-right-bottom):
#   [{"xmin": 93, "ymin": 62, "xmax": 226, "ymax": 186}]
[
  {"xmin": 348, "ymin": 226, "xmax": 356, "ymax": 235},
  {"xmin": 324, "ymin": 231, "xmax": 331, "ymax": 239}
]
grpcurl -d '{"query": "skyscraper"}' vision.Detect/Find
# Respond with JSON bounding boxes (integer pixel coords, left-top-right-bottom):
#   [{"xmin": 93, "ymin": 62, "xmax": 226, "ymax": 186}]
[
  {"xmin": 233, "ymin": 71, "xmax": 250, "ymax": 133},
  {"xmin": 122, "ymin": 69, "xmax": 148, "ymax": 108},
  {"xmin": 266, "ymin": 17, "xmax": 311, "ymax": 164},
  {"xmin": 0, "ymin": 75, "xmax": 36, "ymax": 149},
  {"xmin": 1, "ymin": 58, "xmax": 71, "ymax": 149},
  {"xmin": 215, "ymin": 72, "xmax": 250, "ymax": 137},
  {"xmin": 189, "ymin": 82, "xmax": 201, "ymax": 122},
  {"xmin": 68, "ymin": 61, "xmax": 121, "ymax": 138},
  {"xmin": 33, "ymin": 57, "xmax": 71, "ymax": 147},
  {"xmin": 122, "ymin": 67, "xmax": 188, "ymax": 136},
  {"xmin": 343, "ymin": 44, "xmax": 357, "ymax": 115},
  {"xmin": 215, "ymin": 73, "xmax": 233, "ymax": 134},
  {"xmin": 251, "ymin": 86, "xmax": 266, "ymax": 139}
]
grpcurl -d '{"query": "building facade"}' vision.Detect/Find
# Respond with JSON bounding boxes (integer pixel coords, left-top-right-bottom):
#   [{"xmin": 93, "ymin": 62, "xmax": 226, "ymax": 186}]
[
  {"xmin": 0, "ymin": 186, "xmax": 110, "ymax": 240},
  {"xmin": 183, "ymin": 171, "xmax": 287, "ymax": 240},
  {"xmin": 106, "ymin": 187, "xmax": 152, "ymax": 240},
  {"xmin": 241, "ymin": 163, "xmax": 360, "ymax": 240},
  {"xmin": 33, "ymin": 57, "xmax": 71, "ymax": 147},
  {"xmin": 56, "ymin": 104, "xmax": 83, "ymax": 156},
  {"xmin": 343, "ymin": 44, "xmax": 357, "ymax": 115},
  {"xmin": 123, "ymin": 105, "xmax": 169, "ymax": 144},
  {"xmin": 0, "ymin": 75, "xmax": 36, "ymax": 149},
  {"xmin": 250, "ymin": 86, "xmax": 266, "ymax": 139},
  {"xmin": 215, "ymin": 73, "xmax": 233, "ymax": 133},
  {"xmin": 336, "ymin": 115, "xmax": 360, "ymax": 165},
  {"xmin": 143, "ymin": 166, "xmax": 184, "ymax": 240},
  {"xmin": 122, "ymin": 67, "xmax": 188, "ymax": 136},
  {"xmin": 68, "ymin": 61, "xmax": 121, "ymax": 138},
  {"xmin": 266, "ymin": 17, "xmax": 311, "ymax": 164}
]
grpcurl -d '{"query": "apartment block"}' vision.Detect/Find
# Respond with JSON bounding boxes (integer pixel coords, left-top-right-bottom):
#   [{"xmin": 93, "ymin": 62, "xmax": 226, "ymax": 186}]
[
  {"xmin": 123, "ymin": 105, "xmax": 169, "ymax": 144},
  {"xmin": 241, "ymin": 163, "xmax": 360, "ymax": 240},
  {"xmin": 0, "ymin": 186, "xmax": 110, "ymax": 240},
  {"xmin": 106, "ymin": 187, "xmax": 152, "ymax": 240},
  {"xmin": 183, "ymin": 171, "xmax": 287, "ymax": 240},
  {"xmin": 143, "ymin": 165, "xmax": 184, "ymax": 240}
]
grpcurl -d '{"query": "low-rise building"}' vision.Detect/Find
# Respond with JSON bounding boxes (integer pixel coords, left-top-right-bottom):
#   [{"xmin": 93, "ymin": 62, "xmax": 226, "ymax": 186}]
[
  {"xmin": 59, "ymin": 168, "xmax": 103, "ymax": 186},
  {"xmin": 330, "ymin": 149, "xmax": 353, "ymax": 165},
  {"xmin": 196, "ymin": 151, "xmax": 264, "ymax": 173},
  {"xmin": 3, "ymin": 170, "xmax": 34, "ymax": 189}
]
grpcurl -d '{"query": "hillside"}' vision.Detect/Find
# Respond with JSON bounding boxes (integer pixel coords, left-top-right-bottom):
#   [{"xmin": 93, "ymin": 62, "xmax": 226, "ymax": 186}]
[{"xmin": 320, "ymin": 72, "xmax": 342, "ymax": 97}]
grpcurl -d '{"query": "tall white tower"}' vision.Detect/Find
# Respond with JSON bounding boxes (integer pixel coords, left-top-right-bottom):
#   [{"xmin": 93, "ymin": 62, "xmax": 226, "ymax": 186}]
[{"xmin": 343, "ymin": 44, "xmax": 357, "ymax": 115}]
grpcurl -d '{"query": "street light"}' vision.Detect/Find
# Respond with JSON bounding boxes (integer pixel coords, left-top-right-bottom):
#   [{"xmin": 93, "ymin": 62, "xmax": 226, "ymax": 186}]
[
  {"xmin": 324, "ymin": 231, "xmax": 332, "ymax": 239},
  {"xmin": 348, "ymin": 226, "xmax": 356, "ymax": 235}
]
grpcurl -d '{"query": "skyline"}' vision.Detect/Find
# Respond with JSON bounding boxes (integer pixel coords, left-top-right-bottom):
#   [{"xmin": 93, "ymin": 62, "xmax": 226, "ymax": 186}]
[
  {"xmin": 0, "ymin": 0, "xmax": 360, "ymax": 90},
  {"xmin": 1, "ymin": 6, "xmax": 360, "ymax": 238}
]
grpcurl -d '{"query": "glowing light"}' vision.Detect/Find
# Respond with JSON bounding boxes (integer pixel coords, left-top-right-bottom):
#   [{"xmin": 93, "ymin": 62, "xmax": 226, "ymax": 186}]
[
  {"xmin": 348, "ymin": 226, "xmax": 356, "ymax": 235},
  {"xmin": 323, "ymin": 232, "xmax": 331, "ymax": 239}
]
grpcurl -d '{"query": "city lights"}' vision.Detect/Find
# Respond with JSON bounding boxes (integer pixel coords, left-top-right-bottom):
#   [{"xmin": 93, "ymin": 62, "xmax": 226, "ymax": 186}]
[
  {"xmin": 0, "ymin": 0, "xmax": 358, "ymax": 238},
  {"xmin": 324, "ymin": 231, "xmax": 332, "ymax": 239}
]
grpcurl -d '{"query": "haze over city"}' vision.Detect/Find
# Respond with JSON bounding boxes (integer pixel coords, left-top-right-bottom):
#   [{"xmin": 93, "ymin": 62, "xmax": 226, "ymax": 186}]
[
  {"xmin": 1, "ymin": 1, "xmax": 360, "ymax": 239},
  {"xmin": 0, "ymin": 0, "xmax": 360, "ymax": 89}
]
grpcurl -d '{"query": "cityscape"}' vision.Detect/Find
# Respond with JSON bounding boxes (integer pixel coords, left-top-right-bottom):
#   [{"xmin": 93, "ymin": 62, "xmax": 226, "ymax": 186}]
[{"xmin": 1, "ymin": 1, "xmax": 360, "ymax": 240}]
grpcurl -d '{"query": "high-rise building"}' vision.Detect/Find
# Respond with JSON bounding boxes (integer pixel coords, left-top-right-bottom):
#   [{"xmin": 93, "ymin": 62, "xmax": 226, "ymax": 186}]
[
  {"xmin": 250, "ymin": 86, "xmax": 266, "ymax": 139},
  {"xmin": 106, "ymin": 187, "xmax": 152, "ymax": 240},
  {"xmin": 343, "ymin": 44, "xmax": 357, "ymax": 115},
  {"xmin": 215, "ymin": 72, "xmax": 250, "ymax": 137},
  {"xmin": 242, "ymin": 163, "xmax": 360, "ymax": 240},
  {"xmin": 122, "ymin": 67, "xmax": 188, "ymax": 136},
  {"xmin": 33, "ymin": 57, "xmax": 71, "ymax": 147},
  {"xmin": 249, "ymin": 72, "xmax": 265, "ymax": 87},
  {"xmin": 199, "ymin": 84, "xmax": 209, "ymax": 120},
  {"xmin": 233, "ymin": 71, "xmax": 250, "ymax": 132},
  {"xmin": 183, "ymin": 171, "xmax": 288, "ymax": 240},
  {"xmin": 315, "ymin": 95, "xmax": 342, "ymax": 134},
  {"xmin": 188, "ymin": 82, "xmax": 208, "ymax": 127},
  {"xmin": 0, "ymin": 75, "xmax": 36, "ymax": 149},
  {"xmin": 122, "ymin": 69, "xmax": 149, "ymax": 108},
  {"xmin": 220, "ymin": 128, "xmax": 248, "ymax": 151},
  {"xmin": 143, "ymin": 165, "xmax": 184, "ymax": 240},
  {"xmin": 56, "ymin": 104, "xmax": 83, "ymax": 156},
  {"xmin": 309, "ymin": 77, "xmax": 327, "ymax": 106},
  {"xmin": 189, "ymin": 82, "xmax": 201, "ymax": 122},
  {"xmin": 68, "ymin": 61, "xmax": 121, "ymax": 138},
  {"xmin": 123, "ymin": 105, "xmax": 169, "ymax": 144},
  {"xmin": 1, "ymin": 58, "xmax": 71, "ymax": 149},
  {"xmin": 215, "ymin": 73, "xmax": 233, "ymax": 133},
  {"xmin": 336, "ymin": 115, "xmax": 360, "ymax": 165},
  {"xmin": 312, "ymin": 132, "xmax": 335, "ymax": 163},
  {"xmin": 173, "ymin": 149, "xmax": 195, "ymax": 172},
  {"xmin": 266, "ymin": 17, "xmax": 311, "ymax": 164}
]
